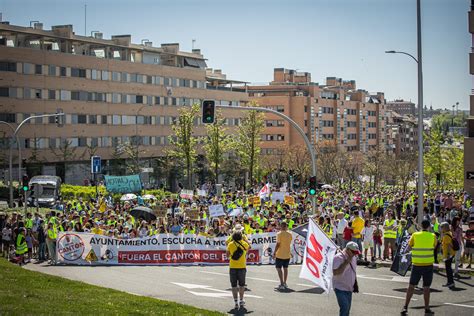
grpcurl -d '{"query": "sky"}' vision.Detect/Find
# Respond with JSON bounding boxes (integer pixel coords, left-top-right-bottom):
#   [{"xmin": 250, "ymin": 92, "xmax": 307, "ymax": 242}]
[{"xmin": 0, "ymin": 0, "xmax": 471, "ymax": 110}]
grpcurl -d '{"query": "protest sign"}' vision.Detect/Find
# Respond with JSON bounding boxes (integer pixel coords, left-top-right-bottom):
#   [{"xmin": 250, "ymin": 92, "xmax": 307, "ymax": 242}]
[
  {"xmin": 209, "ymin": 204, "xmax": 225, "ymax": 217},
  {"xmin": 228, "ymin": 207, "xmax": 243, "ymax": 217},
  {"xmin": 299, "ymin": 219, "xmax": 337, "ymax": 293},
  {"xmin": 250, "ymin": 196, "xmax": 261, "ymax": 206},
  {"xmin": 153, "ymin": 206, "xmax": 168, "ymax": 218},
  {"xmin": 284, "ymin": 195, "xmax": 295, "ymax": 205},
  {"xmin": 104, "ymin": 175, "xmax": 142, "ymax": 194},
  {"xmin": 271, "ymin": 192, "xmax": 286, "ymax": 204},
  {"xmin": 197, "ymin": 189, "xmax": 207, "ymax": 197},
  {"xmin": 180, "ymin": 189, "xmax": 194, "ymax": 200},
  {"xmin": 56, "ymin": 232, "xmax": 305, "ymax": 266},
  {"xmin": 184, "ymin": 208, "xmax": 199, "ymax": 220}
]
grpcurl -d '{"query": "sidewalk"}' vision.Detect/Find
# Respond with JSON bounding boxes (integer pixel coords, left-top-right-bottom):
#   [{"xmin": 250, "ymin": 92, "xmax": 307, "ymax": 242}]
[{"xmin": 374, "ymin": 259, "xmax": 474, "ymax": 275}]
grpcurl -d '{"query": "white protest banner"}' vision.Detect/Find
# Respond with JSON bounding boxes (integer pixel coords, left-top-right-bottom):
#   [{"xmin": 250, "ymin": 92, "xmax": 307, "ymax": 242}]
[
  {"xmin": 197, "ymin": 189, "xmax": 207, "ymax": 197},
  {"xmin": 180, "ymin": 189, "xmax": 194, "ymax": 200},
  {"xmin": 299, "ymin": 219, "xmax": 337, "ymax": 293},
  {"xmin": 209, "ymin": 204, "xmax": 225, "ymax": 217},
  {"xmin": 228, "ymin": 207, "xmax": 243, "ymax": 217},
  {"xmin": 271, "ymin": 192, "xmax": 286, "ymax": 204},
  {"xmin": 56, "ymin": 232, "xmax": 284, "ymax": 266}
]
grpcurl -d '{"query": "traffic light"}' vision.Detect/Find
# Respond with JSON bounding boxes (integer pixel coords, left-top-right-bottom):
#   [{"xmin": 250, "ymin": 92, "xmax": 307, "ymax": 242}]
[
  {"xmin": 201, "ymin": 100, "xmax": 215, "ymax": 124},
  {"xmin": 55, "ymin": 108, "xmax": 64, "ymax": 127},
  {"xmin": 22, "ymin": 175, "xmax": 29, "ymax": 192},
  {"xmin": 308, "ymin": 176, "xmax": 317, "ymax": 196}
]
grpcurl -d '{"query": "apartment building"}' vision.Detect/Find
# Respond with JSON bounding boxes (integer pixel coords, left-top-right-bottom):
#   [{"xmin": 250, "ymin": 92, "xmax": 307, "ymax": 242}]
[
  {"xmin": 386, "ymin": 99, "xmax": 416, "ymax": 116},
  {"xmin": 385, "ymin": 110, "xmax": 418, "ymax": 156},
  {"xmin": 466, "ymin": 1, "xmax": 474, "ymax": 196},
  {"xmin": 0, "ymin": 22, "xmax": 248, "ymax": 184},
  {"xmin": 248, "ymin": 68, "xmax": 387, "ymax": 154}
]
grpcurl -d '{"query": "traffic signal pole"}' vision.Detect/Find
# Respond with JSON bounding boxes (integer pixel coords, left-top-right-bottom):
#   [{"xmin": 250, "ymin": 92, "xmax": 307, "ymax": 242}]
[{"xmin": 215, "ymin": 104, "xmax": 317, "ymax": 213}]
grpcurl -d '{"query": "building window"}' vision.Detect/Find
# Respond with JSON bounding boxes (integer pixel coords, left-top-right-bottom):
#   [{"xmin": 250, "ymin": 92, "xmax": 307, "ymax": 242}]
[
  {"xmin": 78, "ymin": 137, "xmax": 87, "ymax": 147},
  {"xmin": 60, "ymin": 67, "xmax": 67, "ymax": 77},
  {"xmin": 48, "ymin": 65, "xmax": 56, "ymax": 76},
  {"xmin": 23, "ymin": 63, "xmax": 33, "ymax": 74},
  {"xmin": 71, "ymin": 68, "xmax": 86, "ymax": 78},
  {"xmin": 89, "ymin": 115, "xmax": 97, "ymax": 124},
  {"xmin": 48, "ymin": 90, "xmax": 56, "ymax": 100},
  {"xmin": 91, "ymin": 69, "xmax": 99, "ymax": 80},
  {"xmin": 60, "ymin": 90, "xmax": 70, "ymax": 101},
  {"xmin": 112, "ymin": 93, "xmax": 121, "ymax": 104},
  {"xmin": 0, "ymin": 61, "xmax": 17, "ymax": 72},
  {"xmin": 0, "ymin": 113, "xmax": 15, "ymax": 122},
  {"xmin": 347, "ymin": 121, "xmax": 357, "ymax": 127},
  {"xmin": 35, "ymin": 89, "xmax": 42, "ymax": 99},
  {"xmin": 35, "ymin": 64, "xmax": 42, "ymax": 75},
  {"xmin": 78, "ymin": 115, "xmax": 87, "ymax": 124},
  {"xmin": 101, "ymin": 115, "xmax": 108, "ymax": 124},
  {"xmin": 101, "ymin": 71, "xmax": 109, "ymax": 81},
  {"xmin": 112, "ymin": 71, "xmax": 120, "ymax": 81},
  {"xmin": 71, "ymin": 115, "xmax": 78, "ymax": 124},
  {"xmin": 0, "ymin": 87, "xmax": 9, "ymax": 97},
  {"xmin": 135, "ymin": 95, "xmax": 143, "ymax": 104}
]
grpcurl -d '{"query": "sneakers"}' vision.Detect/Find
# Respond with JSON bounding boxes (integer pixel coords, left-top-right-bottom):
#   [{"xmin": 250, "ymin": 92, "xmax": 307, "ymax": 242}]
[
  {"xmin": 276, "ymin": 284, "xmax": 285, "ymax": 291},
  {"xmin": 442, "ymin": 282, "xmax": 454, "ymax": 288},
  {"xmin": 240, "ymin": 300, "xmax": 245, "ymax": 307},
  {"xmin": 234, "ymin": 301, "xmax": 239, "ymax": 309},
  {"xmin": 283, "ymin": 283, "xmax": 288, "ymax": 289},
  {"xmin": 425, "ymin": 308, "xmax": 435, "ymax": 315},
  {"xmin": 401, "ymin": 306, "xmax": 408, "ymax": 315}
]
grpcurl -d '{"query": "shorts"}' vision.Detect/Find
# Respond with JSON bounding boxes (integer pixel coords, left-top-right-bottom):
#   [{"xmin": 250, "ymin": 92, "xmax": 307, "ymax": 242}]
[
  {"xmin": 363, "ymin": 240, "xmax": 374, "ymax": 249},
  {"xmin": 409, "ymin": 265, "xmax": 433, "ymax": 287},
  {"xmin": 229, "ymin": 268, "xmax": 246, "ymax": 287},
  {"xmin": 2, "ymin": 240, "xmax": 10, "ymax": 249},
  {"xmin": 275, "ymin": 258, "xmax": 290, "ymax": 269}
]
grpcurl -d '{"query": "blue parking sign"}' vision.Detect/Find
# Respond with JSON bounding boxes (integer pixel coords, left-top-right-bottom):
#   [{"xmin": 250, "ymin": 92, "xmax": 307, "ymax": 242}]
[{"xmin": 91, "ymin": 156, "xmax": 101, "ymax": 174}]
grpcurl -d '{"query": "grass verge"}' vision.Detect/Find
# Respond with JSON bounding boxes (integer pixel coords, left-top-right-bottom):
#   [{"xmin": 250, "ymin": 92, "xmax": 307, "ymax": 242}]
[{"xmin": 0, "ymin": 259, "xmax": 223, "ymax": 315}]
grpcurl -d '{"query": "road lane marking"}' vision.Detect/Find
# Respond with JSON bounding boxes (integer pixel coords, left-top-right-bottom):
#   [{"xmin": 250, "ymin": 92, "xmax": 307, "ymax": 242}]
[
  {"xmin": 171, "ymin": 282, "xmax": 211, "ymax": 289},
  {"xmin": 173, "ymin": 267, "xmax": 186, "ymax": 270},
  {"xmin": 186, "ymin": 291, "xmax": 263, "ymax": 298},
  {"xmin": 358, "ymin": 275, "xmax": 408, "ymax": 283},
  {"xmin": 444, "ymin": 303, "xmax": 474, "ymax": 309},
  {"xmin": 200, "ymin": 271, "xmax": 278, "ymax": 283},
  {"xmin": 363, "ymin": 292, "xmax": 417, "ymax": 301}
]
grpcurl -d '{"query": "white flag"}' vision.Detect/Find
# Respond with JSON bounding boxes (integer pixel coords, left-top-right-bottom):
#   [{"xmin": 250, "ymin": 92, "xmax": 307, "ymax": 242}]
[
  {"xmin": 299, "ymin": 218, "xmax": 337, "ymax": 293},
  {"xmin": 259, "ymin": 183, "xmax": 270, "ymax": 199}
]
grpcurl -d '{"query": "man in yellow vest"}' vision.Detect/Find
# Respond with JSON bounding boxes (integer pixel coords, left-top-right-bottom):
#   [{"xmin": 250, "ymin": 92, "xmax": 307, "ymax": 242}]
[
  {"xmin": 46, "ymin": 222, "xmax": 58, "ymax": 265},
  {"xmin": 401, "ymin": 219, "xmax": 436, "ymax": 315},
  {"xmin": 15, "ymin": 227, "xmax": 28, "ymax": 265},
  {"xmin": 383, "ymin": 212, "xmax": 397, "ymax": 261}
]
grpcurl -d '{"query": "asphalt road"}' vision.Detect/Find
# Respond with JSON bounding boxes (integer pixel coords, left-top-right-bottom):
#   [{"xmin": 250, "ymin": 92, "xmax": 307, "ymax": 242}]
[{"xmin": 25, "ymin": 263, "xmax": 474, "ymax": 316}]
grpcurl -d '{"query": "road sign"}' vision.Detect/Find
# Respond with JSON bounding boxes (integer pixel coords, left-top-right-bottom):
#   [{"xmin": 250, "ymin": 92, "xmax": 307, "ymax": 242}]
[
  {"xmin": 467, "ymin": 171, "xmax": 474, "ymax": 180},
  {"xmin": 91, "ymin": 156, "xmax": 101, "ymax": 174}
]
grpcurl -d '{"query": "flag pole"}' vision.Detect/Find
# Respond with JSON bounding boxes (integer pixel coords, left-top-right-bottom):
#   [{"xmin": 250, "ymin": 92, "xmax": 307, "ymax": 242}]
[{"xmin": 309, "ymin": 217, "xmax": 341, "ymax": 251}]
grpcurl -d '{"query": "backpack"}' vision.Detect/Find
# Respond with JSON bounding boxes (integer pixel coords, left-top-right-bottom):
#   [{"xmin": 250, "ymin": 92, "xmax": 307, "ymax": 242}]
[
  {"xmin": 231, "ymin": 241, "xmax": 245, "ymax": 261},
  {"xmin": 448, "ymin": 234, "xmax": 460, "ymax": 251}
]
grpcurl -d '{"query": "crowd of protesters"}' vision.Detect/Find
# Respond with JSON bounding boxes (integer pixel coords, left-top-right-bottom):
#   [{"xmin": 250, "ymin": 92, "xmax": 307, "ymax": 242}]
[{"xmin": 0, "ymin": 184, "xmax": 473, "ymax": 274}]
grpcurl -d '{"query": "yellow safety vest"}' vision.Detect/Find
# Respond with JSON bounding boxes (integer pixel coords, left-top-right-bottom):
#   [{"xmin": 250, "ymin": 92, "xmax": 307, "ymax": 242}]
[
  {"xmin": 384, "ymin": 219, "xmax": 397, "ymax": 239},
  {"xmin": 411, "ymin": 231, "xmax": 435, "ymax": 265},
  {"xmin": 16, "ymin": 234, "xmax": 28, "ymax": 255},
  {"xmin": 48, "ymin": 228, "xmax": 57, "ymax": 240},
  {"xmin": 25, "ymin": 218, "xmax": 33, "ymax": 229}
]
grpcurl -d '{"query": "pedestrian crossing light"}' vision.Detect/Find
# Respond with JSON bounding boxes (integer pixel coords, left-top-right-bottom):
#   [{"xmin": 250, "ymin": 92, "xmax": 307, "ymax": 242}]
[
  {"xmin": 201, "ymin": 100, "xmax": 215, "ymax": 124},
  {"xmin": 308, "ymin": 176, "xmax": 317, "ymax": 196},
  {"xmin": 22, "ymin": 175, "xmax": 29, "ymax": 192}
]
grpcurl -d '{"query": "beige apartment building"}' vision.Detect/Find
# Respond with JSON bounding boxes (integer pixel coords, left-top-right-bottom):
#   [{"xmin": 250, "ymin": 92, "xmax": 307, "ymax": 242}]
[
  {"xmin": 249, "ymin": 68, "xmax": 387, "ymax": 155},
  {"xmin": 466, "ymin": 2, "xmax": 474, "ymax": 196},
  {"xmin": 386, "ymin": 99, "xmax": 416, "ymax": 116},
  {"xmin": 0, "ymin": 22, "xmax": 248, "ymax": 185}
]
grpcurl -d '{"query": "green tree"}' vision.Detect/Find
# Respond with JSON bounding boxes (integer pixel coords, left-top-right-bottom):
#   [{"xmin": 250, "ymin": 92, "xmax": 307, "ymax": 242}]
[
  {"xmin": 236, "ymin": 103, "xmax": 264, "ymax": 188},
  {"xmin": 203, "ymin": 111, "xmax": 232, "ymax": 184},
  {"xmin": 424, "ymin": 129, "xmax": 444, "ymax": 190},
  {"xmin": 167, "ymin": 104, "xmax": 199, "ymax": 189}
]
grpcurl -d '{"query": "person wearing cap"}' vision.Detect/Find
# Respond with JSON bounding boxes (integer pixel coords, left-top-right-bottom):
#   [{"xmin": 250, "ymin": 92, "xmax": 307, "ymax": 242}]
[
  {"xmin": 226, "ymin": 231, "xmax": 250, "ymax": 310},
  {"xmin": 401, "ymin": 219, "xmax": 436, "ymax": 315},
  {"xmin": 273, "ymin": 221, "xmax": 292, "ymax": 290},
  {"xmin": 336, "ymin": 212, "xmax": 348, "ymax": 248},
  {"xmin": 332, "ymin": 241, "xmax": 360, "ymax": 316}
]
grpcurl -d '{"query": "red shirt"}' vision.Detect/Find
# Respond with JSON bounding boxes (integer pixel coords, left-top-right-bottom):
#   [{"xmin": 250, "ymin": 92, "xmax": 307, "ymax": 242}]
[{"xmin": 343, "ymin": 227, "xmax": 353, "ymax": 241}]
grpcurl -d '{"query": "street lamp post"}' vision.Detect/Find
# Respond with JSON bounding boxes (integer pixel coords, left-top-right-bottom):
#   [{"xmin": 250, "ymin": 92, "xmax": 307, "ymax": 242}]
[
  {"xmin": 1, "ymin": 113, "xmax": 65, "ymax": 207},
  {"xmin": 386, "ymin": 0, "xmax": 424, "ymax": 226}
]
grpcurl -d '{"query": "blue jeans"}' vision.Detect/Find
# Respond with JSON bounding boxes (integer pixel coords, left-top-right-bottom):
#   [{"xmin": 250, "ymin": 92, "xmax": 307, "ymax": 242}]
[
  {"xmin": 352, "ymin": 237, "xmax": 362, "ymax": 258},
  {"xmin": 335, "ymin": 288, "xmax": 352, "ymax": 316},
  {"xmin": 38, "ymin": 242, "xmax": 46, "ymax": 261}
]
